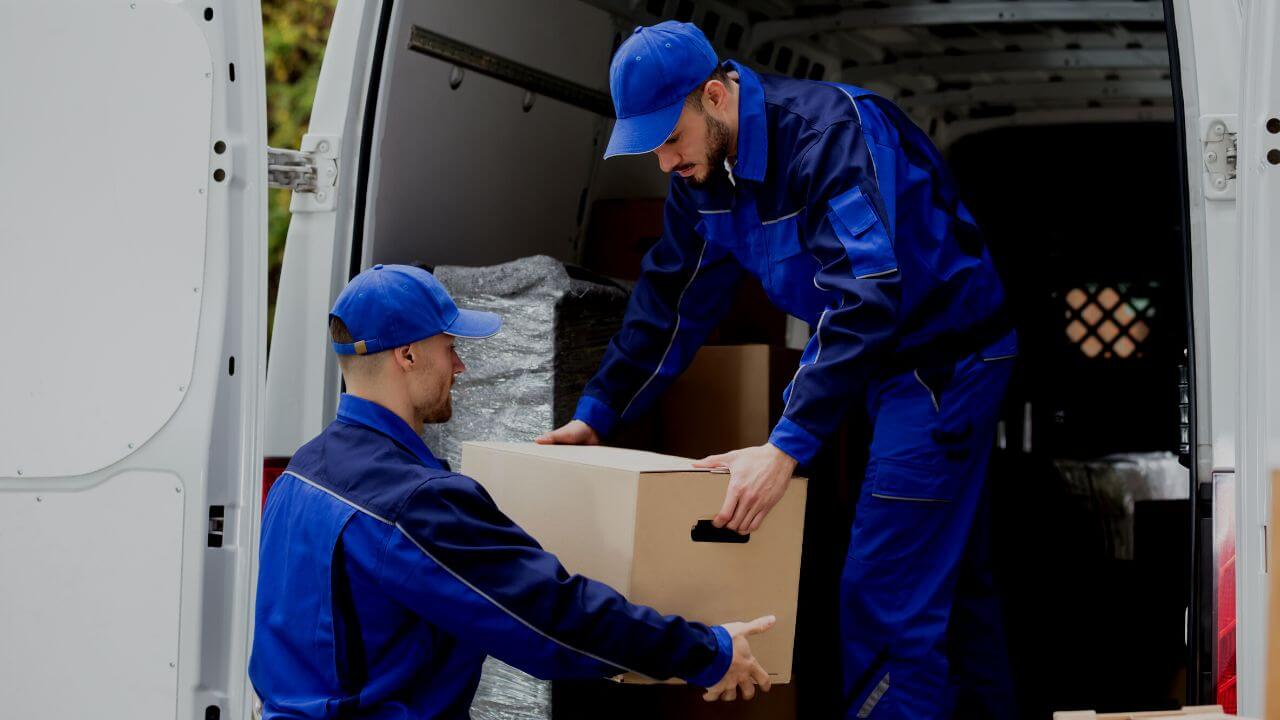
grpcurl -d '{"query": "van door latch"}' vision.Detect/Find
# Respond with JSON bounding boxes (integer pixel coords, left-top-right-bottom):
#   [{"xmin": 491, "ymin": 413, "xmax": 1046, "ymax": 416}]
[
  {"xmin": 1202, "ymin": 116, "xmax": 1237, "ymax": 200},
  {"xmin": 267, "ymin": 134, "xmax": 339, "ymax": 212}
]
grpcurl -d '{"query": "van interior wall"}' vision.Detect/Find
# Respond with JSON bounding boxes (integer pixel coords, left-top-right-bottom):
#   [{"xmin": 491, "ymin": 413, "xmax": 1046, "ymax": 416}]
[
  {"xmin": 949, "ymin": 122, "xmax": 1192, "ymax": 716},
  {"xmin": 366, "ymin": 0, "xmax": 617, "ymax": 268}
]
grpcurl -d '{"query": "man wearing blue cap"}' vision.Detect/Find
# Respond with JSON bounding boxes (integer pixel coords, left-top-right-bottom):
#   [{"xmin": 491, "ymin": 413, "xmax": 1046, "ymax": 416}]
[
  {"xmin": 539, "ymin": 21, "xmax": 1016, "ymax": 720},
  {"xmin": 249, "ymin": 263, "xmax": 777, "ymax": 718}
]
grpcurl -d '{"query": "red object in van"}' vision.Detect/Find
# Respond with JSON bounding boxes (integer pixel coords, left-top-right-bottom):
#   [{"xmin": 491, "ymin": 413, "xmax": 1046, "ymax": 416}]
[{"xmin": 262, "ymin": 456, "xmax": 291, "ymax": 510}]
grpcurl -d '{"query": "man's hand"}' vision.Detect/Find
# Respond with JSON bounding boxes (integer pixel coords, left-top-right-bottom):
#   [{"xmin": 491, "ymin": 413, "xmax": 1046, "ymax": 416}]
[
  {"xmin": 694, "ymin": 444, "xmax": 797, "ymax": 535},
  {"xmin": 535, "ymin": 420, "xmax": 600, "ymax": 446},
  {"xmin": 702, "ymin": 615, "xmax": 776, "ymax": 702}
]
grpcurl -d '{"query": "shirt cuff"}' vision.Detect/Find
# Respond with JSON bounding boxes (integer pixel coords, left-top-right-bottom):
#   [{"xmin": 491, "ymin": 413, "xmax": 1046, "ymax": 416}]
[
  {"xmin": 768, "ymin": 416, "xmax": 822, "ymax": 465},
  {"xmin": 572, "ymin": 394, "xmax": 620, "ymax": 439},
  {"xmin": 684, "ymin": 625, "xmax": 733, "ymax": 688}
]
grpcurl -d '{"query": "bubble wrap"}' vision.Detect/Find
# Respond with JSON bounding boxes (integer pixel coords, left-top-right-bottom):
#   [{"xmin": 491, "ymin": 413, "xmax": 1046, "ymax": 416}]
[
  {"xmin": 421, "ymin": 254, "xmax": 629, "ymax": 470},
  {"xmin": 1053, "ymin": 452, "xmax": 1189, "ymax": 560},
  {"xmin": 469, "ymin": 657, "xmax": 553, "ymax": 720},
  {"xmin": 418, "ymin": 256, "xmax": 629, "ymax": 720}
]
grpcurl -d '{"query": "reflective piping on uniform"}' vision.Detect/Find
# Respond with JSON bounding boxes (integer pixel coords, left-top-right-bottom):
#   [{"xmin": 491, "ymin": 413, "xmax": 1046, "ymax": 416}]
[
  {"xmin": 697, "ymin": 208, "xmax": 732, "ymax": 214},
  {"xmin": 811, "ymin": 255, "xmax": 833, "ymax": 292},
  {"xmin": 622, "ymin": 240, "xmax": 709, "ymax": 418},
  {"xmin": 284, "ymin": 471, "xmax": 393, "ymax": 525},
  {"xmin": 394, "ymin": 523, "xmax": 654, "ymax": 681},
  {"xmin": 982, "ymin": 353, "xmax": 1016, "ymax": 362},
  {"xmin": 913, "ymin": 370, "xmax": 940, "ymax": 412},
  {"xmin": 870, "ymin": 494, "xmax": 951, "ymax": 503},
  {"xmin": 280, "ymin": 471, "xmax": 653, "ymax": 680},
  {"xmin": 857, "ymin": 673, "xmax": 891, "ymax": 718},
  {"xmin": 762, "ymin": 207, "xmax": 804, "ymax": 225},
  {"xmin": 836, "ymin": 86, "xmax": 878, "ymax": 181},
  {"xmin": 855, "ymin": 268, "xmax": 899, "ymax": 280},
  {"xmin": 781, "ymin": 306, "xmax": 830, "ymax": 419}
]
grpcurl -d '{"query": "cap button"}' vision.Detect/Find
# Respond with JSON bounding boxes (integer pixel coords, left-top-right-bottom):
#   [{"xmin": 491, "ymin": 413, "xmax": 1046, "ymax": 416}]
[
  {"xmin": 633, "ymin": 27, "xmax": 642, "ymax": 34},
  {"xmin": 373, "ymin": 264, "xmax": 384, "ymax": 270}
]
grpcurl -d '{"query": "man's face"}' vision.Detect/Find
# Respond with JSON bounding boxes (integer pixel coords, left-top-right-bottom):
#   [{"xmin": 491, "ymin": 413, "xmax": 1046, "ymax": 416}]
[
  {"xmin": 653, "ymin": 99, "xmax": 732, "ymax": 187},
  {"xmin": 405, "ymin": 333, "xmax": 466, "ymax": 424}
]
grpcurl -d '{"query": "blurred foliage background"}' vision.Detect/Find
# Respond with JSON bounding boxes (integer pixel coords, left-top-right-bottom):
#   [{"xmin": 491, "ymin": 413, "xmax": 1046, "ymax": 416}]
[{"xmin": 264, "ymin": 0, "xmax": 338, "ymax": 328}]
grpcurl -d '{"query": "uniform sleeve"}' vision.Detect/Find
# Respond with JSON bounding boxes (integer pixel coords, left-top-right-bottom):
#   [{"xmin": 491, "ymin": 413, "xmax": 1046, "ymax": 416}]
[
  {"xmin": 767, "ymin": 119, "xmax": 903, "ymax": 464},
  {"xmin": 573, "ymin": 183, "xmax": 745, "ymax": 438},
  {"xmin": 374, "ymin": 473, "xmax": 733, "ymax": 686}
]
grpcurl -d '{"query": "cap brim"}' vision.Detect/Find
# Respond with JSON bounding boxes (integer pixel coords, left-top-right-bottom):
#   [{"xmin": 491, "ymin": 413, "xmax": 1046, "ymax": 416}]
[
  {"xmin": 443, "ymin": 308, "xmax": 502, "ymax": 339},
  {"xmin": 603, "ymin": 98, "xmax": 685, "ymax": 159}
]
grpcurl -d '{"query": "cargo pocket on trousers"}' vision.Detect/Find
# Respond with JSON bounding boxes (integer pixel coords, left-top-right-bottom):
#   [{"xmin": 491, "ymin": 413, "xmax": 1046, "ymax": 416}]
[{"xmin": 851, "ymin": 458, "xmax": 955, "ymax": 563}]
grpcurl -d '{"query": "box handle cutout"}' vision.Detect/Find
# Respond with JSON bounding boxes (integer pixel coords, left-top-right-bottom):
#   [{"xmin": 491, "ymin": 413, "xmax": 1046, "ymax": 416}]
[{"xmin": 691, "ymin": 519, "xmax": 749, "ymax": 544}]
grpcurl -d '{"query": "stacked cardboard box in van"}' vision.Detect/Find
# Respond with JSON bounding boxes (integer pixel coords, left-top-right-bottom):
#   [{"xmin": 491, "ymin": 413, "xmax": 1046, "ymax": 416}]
[{"xmin": 423, "ymin": 255, "xmax": 630, "ymax": 470}]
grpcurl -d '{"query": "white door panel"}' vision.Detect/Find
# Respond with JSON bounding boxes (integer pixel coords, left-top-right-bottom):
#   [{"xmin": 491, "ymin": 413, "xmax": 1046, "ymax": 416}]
[{"xmin": 0, "ymin": 1, "xmax": 268, "ymax": 718}]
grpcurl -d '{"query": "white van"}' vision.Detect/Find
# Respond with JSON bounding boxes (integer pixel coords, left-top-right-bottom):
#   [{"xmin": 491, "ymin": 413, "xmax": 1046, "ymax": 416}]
[{"xmin": 2, "ymin": 1, "xmax": 1275, "ymax": 718}]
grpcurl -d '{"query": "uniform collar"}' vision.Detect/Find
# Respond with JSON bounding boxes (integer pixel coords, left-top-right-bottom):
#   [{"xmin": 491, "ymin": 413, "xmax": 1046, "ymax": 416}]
[
  {"xmin": 727, "ymin": 60, "xmax": 767, "ymax": 183},
  {"xmin": 336, "ymin": 393, "xmax": 445, "ymax": 470}
]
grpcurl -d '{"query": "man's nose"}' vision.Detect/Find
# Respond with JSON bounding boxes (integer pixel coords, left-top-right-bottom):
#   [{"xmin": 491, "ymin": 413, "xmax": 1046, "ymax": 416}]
[
  {"xmin": 656, "ymin": 146, "xmax": 679, "ymax": 174},
  {"xmin": 453, "ymin": 354, "xmax": 466, "ymax": 376}
]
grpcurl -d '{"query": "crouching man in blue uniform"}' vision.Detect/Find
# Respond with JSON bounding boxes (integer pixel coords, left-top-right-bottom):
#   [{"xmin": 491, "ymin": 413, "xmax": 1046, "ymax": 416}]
[
  {"xmin": 538, "ymin": 22, "xmax": 1017, "ymax": 719},
  {"xmin": 249, "ymin": 263, "xmax": 777, "ymax": 719}
]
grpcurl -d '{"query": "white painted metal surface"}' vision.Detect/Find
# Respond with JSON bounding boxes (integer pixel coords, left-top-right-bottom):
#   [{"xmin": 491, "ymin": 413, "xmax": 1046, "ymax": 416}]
[
  {"xmin": 1233, "ymin": 0, "xmax": 1280, "ymax": 714},
  {"xmin": 365, "ymin": 0, "xmax": 616, "ymax": 268},
  {"xmin": 0, "ymin": 472, "xmax": 185, "ymax": 718},
  {"xmin": 0, "ymin": 2, "xmax": 212, "ymax": 478},
  {"xmin": 0, "ymin": 1, "xmax": 268, "ymax": 718}
]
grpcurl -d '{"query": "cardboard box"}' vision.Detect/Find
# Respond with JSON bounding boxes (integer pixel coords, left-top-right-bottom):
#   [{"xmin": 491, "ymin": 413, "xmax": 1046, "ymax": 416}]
[
  {"xmin": 1053, "ymin": 706, "xmax": 1234, "ymax": 719},
  {"xmin": 658, "ymin": 345, "xmax": 802, "ymax": 460},
  {"xmin": 460, "ymin": 442, "xmax": 807, "ymax": 685}
]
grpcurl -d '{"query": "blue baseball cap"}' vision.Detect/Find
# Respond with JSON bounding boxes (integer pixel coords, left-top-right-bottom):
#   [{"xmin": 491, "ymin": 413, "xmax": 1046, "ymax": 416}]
[
  {"xmin": 604, "ymin": 21, "xmax": 718, "ymax": 159},
  {"xmin": 330, "ymin": 264, "xmax": 501, "ymax": 356}
]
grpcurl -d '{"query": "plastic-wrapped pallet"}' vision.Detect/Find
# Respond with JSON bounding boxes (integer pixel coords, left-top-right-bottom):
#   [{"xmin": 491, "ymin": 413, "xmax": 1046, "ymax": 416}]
[
  {"xmin": 422, "ymin": 254, "xmax": 629, "ymax": 468},
  {"xmin": 419, "ymin": 255, "xmax": 629, "ymax": 720},
  {"xmin": 469, "ymin": 657, "xmax": 553, "ymax": 720}
]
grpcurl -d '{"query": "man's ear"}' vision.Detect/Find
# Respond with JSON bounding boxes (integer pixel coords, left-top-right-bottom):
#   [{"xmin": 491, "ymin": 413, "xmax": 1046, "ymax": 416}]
[
  {"xmin": 704, "ymin": 79, "xmax": 728, "ymax": 111},
  {"xmin": 392, "ymin": 345, "xmax": 414, "ymax": 371}
]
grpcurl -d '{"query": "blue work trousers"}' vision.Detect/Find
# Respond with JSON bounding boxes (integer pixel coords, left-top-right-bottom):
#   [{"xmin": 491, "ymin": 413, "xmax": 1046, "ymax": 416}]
[{"xmin": 840, "ymin": 345, "xmax": 1015, "ymax": 719}]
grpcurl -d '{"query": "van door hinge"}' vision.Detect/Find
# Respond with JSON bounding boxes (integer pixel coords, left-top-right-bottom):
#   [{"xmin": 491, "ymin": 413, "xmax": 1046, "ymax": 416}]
[
  {"xmin": 1201, "ymin": 116, "xmax": 1237, "ymax": 200},
  {"xmin": 267, "ymin": 134, "xmax": 339, "ymax": 212}
]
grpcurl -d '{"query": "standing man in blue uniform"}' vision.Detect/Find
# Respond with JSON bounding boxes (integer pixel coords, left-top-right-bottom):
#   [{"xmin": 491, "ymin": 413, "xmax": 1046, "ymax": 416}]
[
  {"xmin": 250, "ymin": 264, "xmax": 777, "ymax": 719},
  {"xmin": 538, "ymin": 22, "xmax": 1017, "ymax": 719}
]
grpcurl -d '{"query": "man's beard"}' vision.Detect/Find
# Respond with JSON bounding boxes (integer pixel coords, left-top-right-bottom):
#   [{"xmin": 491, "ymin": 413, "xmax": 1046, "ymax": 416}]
[
  {"xmin": 686, "ymin": 113, "xmax": 732, "ymax": 188},
  {"xmin": 420, "ymin": 382, "xmax": 454, "ymax": 424}
]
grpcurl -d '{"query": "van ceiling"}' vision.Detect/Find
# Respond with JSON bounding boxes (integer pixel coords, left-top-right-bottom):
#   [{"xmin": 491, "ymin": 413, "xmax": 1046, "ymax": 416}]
[{"xmin": 583, "ymin": 0, "xmax": 1173, "ymax": 145}]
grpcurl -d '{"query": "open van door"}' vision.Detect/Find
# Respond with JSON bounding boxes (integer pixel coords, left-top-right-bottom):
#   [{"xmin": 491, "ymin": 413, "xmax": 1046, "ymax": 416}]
[
  {"xmin": 1169, "ymin": 0, "xmax": 1274, "ymax": 715},
  {"xmin": 1230, "ymin": 0, "xmax": 1280, "ymax": 716},
  {"xmin": 0, "ymin": 2, "xmax": 267, "ymax": 719}
]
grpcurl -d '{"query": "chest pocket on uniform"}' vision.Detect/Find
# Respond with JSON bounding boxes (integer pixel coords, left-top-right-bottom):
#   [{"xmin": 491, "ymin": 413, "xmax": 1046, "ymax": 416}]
[
  {"xmin": 762, "ymin": 211, "xmax": 828, "ymax": 321},
  {"xmin": 828, "ymin": 186, "xmax": 898, "ymax": 279}
]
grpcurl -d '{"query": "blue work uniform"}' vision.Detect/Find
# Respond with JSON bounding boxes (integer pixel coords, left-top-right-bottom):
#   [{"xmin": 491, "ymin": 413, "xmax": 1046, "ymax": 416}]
[
  {"xmin": 249, "ymin": 394, "xmax": 732, "ymax": 719},
  {"xmin": 575, "ymin": 61, "xmax": 1017, "ymax": 718}
]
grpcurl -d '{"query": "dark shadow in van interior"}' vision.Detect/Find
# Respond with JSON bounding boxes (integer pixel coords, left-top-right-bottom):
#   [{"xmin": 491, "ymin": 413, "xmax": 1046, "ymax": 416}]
[{"xmin": 950, "ymin": 122, "xmax": 1191, "ymax": 718}]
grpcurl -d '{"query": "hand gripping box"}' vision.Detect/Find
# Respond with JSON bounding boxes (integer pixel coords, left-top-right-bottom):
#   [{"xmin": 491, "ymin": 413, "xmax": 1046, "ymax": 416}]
[{"xmin": 460, "ymin": 442, "xmax": 807, "ymax": 684}]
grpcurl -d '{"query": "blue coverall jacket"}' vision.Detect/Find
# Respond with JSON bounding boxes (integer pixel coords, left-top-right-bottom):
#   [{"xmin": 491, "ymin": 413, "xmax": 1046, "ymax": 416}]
[
  {"xmin": 573, "ymin": 61, "xmax": 1010, "ymax": 463},
  {"xmin": 249, "ymin": 394, "xmax": 732, "ymax": 719},
  {"xmin": 574, "ymin": 62, "xmax": 1018, "ymax": 719}
]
